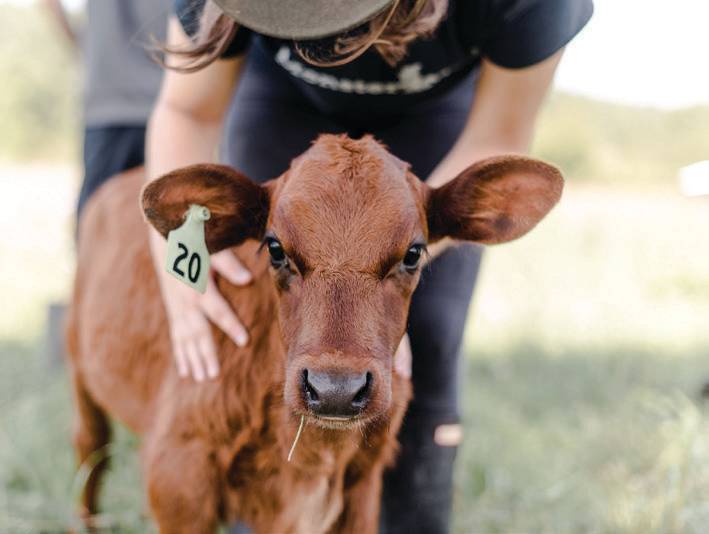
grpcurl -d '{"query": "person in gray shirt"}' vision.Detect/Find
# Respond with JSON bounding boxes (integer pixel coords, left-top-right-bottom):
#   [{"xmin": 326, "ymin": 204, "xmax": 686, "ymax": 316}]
[{"xmin": 45, "ymin": 0, "xmax": 171, "ymax": 215}]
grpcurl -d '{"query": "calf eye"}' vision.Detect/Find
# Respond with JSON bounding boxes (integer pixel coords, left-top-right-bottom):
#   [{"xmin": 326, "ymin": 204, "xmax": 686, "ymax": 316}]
[
  {"xmin": 266, "ymin": 237, "xmax": 287, "ymax": 267},
  {"xmin": 403, "ymin": 244, "xmax": 424, "ymax": 272}
]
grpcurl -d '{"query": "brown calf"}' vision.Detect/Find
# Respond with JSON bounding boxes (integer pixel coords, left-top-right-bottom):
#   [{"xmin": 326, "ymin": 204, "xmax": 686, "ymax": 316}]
[{"xmin": 66, "ymin": 134, "xmax": 563, "ymax": 533}]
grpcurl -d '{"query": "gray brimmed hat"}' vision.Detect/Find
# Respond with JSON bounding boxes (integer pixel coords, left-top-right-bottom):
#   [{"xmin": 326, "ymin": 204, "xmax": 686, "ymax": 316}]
[{"xmin": 212, "ymin": 0, "xmax": 396, "ymax": 40}]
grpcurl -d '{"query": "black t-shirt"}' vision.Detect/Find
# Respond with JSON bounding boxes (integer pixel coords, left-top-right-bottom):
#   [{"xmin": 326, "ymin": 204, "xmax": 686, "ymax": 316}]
[{"xmin": 176, "ymin": 0, "xmax": 592, "ymax": 114}]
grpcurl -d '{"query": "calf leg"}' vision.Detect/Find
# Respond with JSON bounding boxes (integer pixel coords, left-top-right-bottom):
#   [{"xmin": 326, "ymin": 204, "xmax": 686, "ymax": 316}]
[
  {"xmin": 70, "ymin": 373, "xmax": 112, "ymax": 518},
  {"xmin": 143, "ymin": 437, "xmax": 220, "ymax": 534},
  {"xmin": 330, "ymin": 468, "xmax": 383, "ymax": 534}
]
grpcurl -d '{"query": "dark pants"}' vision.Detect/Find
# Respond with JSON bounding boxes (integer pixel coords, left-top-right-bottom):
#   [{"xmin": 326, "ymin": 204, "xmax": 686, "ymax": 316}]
[
  {"xmin": 225, "ymin": 47, "xmax": 483, "ymax": 534},
  {"xmin": 78, "ymin": 125, "xmax": 146, "ymax": 216}
]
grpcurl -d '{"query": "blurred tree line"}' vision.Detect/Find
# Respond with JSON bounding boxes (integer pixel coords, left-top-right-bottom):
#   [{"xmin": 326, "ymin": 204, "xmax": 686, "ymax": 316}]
[
  {"xmin": 534, "ymin": 94, "xmax": 709, "ymax": 185},
  {"xmin": 0, "ymin": 3, "xmax": 707, "ymax": 183},
  {"xmin": 0, "ymin": 4, "xmax": 79, "ymax": 161}
]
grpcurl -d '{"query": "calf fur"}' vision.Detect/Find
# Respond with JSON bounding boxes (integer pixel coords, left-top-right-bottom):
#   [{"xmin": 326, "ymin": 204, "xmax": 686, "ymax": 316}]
[{"xmin": 66, "ymin": 134, "xmax": 563, "ymax": 533}]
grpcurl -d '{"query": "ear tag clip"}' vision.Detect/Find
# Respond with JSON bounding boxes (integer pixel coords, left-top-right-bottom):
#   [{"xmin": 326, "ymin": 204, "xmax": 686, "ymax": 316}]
[{"xmin": 165, "ymin": 204, "xmax": 211, "ymax": 294}]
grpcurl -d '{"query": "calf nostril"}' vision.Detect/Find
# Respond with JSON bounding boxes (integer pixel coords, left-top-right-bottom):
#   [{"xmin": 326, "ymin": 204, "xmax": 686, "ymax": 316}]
[
  {"xmin": 351, "ymin": 372, "xmax": 373, "ymax": 409},
  {"xmin": 302, "ymin": 369, "xmax": 319, "ymax": 403}
]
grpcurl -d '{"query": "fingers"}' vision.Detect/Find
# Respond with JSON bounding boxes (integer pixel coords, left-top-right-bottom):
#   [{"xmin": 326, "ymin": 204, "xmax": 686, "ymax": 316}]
[
  {"xmin": 211, "ymin": 250, "xmax": 252, "ymax": 286},
  {"xmin": 394, "ymin": 334, "xmax": 412, "ymax": 379},
  {"xmin": 197, "ymin": 335, "xmax": 220, "ymax": 379},
  {"xmin": 161, "ymin": 251, "xmax": 250, "ymax": 383},
  {"xmin": 173, "ymin": 342, "xmax": 189, "ymax": 378},
  {"xmin": 185, "ymin": 341, "xmax": 206, "ymax": 382},
  {"xmin": 170, "ymin": 309, "xmax": 217, "ymax": 382},
  {"xmin": 201, "ymin": 276, "xmax": 249, "ymax": 348}
]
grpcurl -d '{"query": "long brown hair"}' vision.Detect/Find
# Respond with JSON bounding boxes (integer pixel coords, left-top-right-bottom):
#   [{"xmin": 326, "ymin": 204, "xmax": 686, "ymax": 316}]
[{"xmin": 166, "ymin": 0, "xmax": 448, "ymax": 72}]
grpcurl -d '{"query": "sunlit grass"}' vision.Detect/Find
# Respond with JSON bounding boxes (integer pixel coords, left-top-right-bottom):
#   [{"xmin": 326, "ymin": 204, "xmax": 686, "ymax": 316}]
[
  {"xmin": 450, "ymin": 183, "xmax": 709, "ymax": 532},
  {"xmin": 453, "ymin": 344, "xmax": 709, "ymax": 534},
  {"xmin": 468, "ymin": 184, "xmax": 709, "ymax": 352},
  {"xmin": 0, "ymin": 164, "xmax": 77, "ymax": 341}
]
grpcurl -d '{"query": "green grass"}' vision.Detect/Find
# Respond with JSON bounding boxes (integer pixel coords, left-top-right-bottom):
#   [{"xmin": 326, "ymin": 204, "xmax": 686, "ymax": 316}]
[
  {"xmin": 449, "ymin": 184, "xmax": 709, "ymax": 532},
  {"xmin": 2, "ymin": 171, "xmax": 709, "ymax": 532},
  {"xmin": 454, "ymin": 344, "xmax": 709, "ymax": 534},
  {"xmin": 0, "ymin": 344, "xmax": 147, "ymax": 533},
  {"xmin": 4, "ymin": 345, "xmax": 709, "ymax": 533}
]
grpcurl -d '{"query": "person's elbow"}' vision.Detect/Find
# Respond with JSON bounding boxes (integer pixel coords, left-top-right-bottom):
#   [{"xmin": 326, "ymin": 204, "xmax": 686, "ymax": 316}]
[{"xmin": 150, "ymin": 92, "xmax": 225, "ymax": 130}]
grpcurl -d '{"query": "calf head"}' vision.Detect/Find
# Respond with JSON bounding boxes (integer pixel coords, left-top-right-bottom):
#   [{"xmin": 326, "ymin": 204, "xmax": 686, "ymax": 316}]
[{"xmin": 142, "ymin": 135, "xmax": 562, "ymax": 428}]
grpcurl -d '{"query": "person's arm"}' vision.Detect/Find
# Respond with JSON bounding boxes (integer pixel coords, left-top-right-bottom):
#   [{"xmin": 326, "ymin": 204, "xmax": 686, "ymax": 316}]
[
  {"xmin": 147, "ymin": 18, "xmax": 245, "ymax": 180},
  {"xmin": 428, "ymin": 50, "xmax": 563, "ymax": 186},
  {"xmin": 425, "ymin": 50, "xmax": 564, "ymax": 255},
  {"xmin": 147, "ymin": 17, "xmax": 249, "ymax": 381},
  {"xmin": 388, "ymin": 51, "xmax": 566, "ymax": 375},
  {"xmin": 42, "ymin": 0, "xmax": 79, "ymax": 50}
]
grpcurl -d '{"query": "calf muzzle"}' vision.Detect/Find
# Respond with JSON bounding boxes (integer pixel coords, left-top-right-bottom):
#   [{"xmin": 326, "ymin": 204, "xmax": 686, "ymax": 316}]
[{"xmin": 301, "ymin": 369, "xmax": 373, "ymax": 419}]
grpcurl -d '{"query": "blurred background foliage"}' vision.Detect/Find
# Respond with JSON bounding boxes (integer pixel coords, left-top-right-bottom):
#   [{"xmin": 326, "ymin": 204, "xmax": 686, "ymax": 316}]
[
  {"xmin": 534, "ymin": 96, "xmax": 709, "ymax": 186},
  {"xmin": 0, "ymin": 3, "xmax": 79, "ymax": 162},
  {"xmin": 2, "ymin": 2, "xmax": 709, "ymax": 533}
]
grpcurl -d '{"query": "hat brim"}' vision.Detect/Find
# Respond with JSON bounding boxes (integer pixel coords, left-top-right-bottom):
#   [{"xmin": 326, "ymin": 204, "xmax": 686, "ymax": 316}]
[{"xmin": 212, "ymin": 0, "xmax": 394, "ymax": 40}]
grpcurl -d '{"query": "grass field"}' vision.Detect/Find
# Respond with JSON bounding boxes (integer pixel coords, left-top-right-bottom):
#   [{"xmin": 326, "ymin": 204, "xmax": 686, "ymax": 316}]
[{"xmin": 2, "ymin": 165, "xmax": 709, "ymax": 533}]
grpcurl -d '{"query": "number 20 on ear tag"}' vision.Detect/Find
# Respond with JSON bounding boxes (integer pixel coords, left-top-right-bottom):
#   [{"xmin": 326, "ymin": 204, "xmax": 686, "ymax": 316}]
[{"xmin": 166, "ymin": 204, "xmax": 211, "ymax": 293}]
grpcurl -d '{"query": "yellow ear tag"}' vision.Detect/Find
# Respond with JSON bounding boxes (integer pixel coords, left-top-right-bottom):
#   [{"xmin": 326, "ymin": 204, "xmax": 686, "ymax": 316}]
[{"xmin": 165, "ymin": 204, "xmax": 211, "ymax": 294}]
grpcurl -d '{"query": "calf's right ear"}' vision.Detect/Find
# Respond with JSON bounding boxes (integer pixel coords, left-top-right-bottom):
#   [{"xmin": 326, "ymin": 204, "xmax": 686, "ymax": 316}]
[
  {"xmin": 426, "ymin": 155, "xmax": 563, "ymax": 245},
  {"xmin": 141, "ymin": 164, "xmax": 270, "ymax": 254}
]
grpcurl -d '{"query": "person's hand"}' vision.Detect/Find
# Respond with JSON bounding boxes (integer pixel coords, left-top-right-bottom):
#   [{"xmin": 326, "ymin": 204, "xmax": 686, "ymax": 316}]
[
  {"xmin": 394, "ymin": 333, "xmax": 412, "ymax": 379},
  {"xmin": 157, "ymin": 248, "xmax": 252, "ymax": 381}
]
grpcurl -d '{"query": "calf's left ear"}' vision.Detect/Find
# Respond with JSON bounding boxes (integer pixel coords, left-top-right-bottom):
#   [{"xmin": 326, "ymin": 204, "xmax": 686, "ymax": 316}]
[
  {"xmin": 141, "ymin": 164, "xmax": 270, "ymax": 253},
  {"xmin": 426, "ymin": 155, "xmax": 563, "ymax": 244}
]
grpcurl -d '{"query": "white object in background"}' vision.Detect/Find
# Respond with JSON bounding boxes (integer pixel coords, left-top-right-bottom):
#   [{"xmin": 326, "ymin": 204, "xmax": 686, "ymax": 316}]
[{"xmin": 679, "ymin": 161, "xmax": 709, "ymax": 197}]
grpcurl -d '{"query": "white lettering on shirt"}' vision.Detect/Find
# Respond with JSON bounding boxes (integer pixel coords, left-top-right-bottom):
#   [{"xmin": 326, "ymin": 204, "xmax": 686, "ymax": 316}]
[{"xmin": 274, "ymin": 46, "xmax": 457, "ymax": 95}]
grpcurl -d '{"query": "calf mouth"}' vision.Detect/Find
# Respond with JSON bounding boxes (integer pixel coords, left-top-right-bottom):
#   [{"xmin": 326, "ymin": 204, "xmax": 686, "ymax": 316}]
[{"xmin": 308, "ymin": 413, "xmax": 373, "ymax": 430}]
